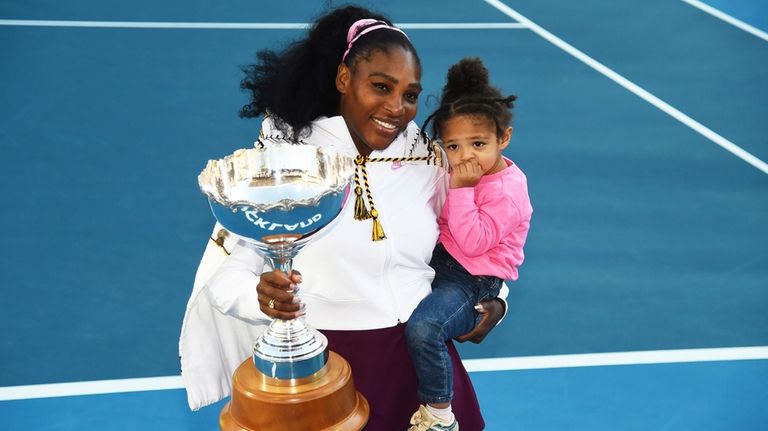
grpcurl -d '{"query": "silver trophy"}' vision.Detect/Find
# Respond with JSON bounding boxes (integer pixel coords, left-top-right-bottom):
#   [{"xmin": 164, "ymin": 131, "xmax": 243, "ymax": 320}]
[{"xmin": 198, "ymin": 139, "xmax": 355, "ymax": 380}]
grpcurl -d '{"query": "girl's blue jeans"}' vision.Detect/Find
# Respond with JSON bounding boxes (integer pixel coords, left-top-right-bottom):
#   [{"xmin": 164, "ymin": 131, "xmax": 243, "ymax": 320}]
[{"xmin": 405, "ymin": 243, "xmax": 502, "ymax": 404}]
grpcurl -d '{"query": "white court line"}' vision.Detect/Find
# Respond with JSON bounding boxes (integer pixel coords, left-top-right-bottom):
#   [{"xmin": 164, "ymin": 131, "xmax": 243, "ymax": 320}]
[
  {"xmin": 0, "ymin": 20, "xmax": 308, "ymax": 29},
  {"xmin": 1, "ymin": 346, "xmax": 766, "ymax": 401},
  {"xmin": 484, "ymin": 0, "xmax": 768, "ymax": 175},
  {"xmin": 682, "ymin": 0, "xmax": 768, "ymax": 42},
  {"xmin": 0, "ymin": 19, "xmax": 525, "ymax": 30},
  {"xmin": 463, "ymin": 346, "xmax": 768, "ymax": 372},
  {"xmin": 401, "ymin": 23, "xmax": 526, "ymax": 30},
  {"xmin": 0, "ymin": 376, "xmax": 183, "ymax": 402}
]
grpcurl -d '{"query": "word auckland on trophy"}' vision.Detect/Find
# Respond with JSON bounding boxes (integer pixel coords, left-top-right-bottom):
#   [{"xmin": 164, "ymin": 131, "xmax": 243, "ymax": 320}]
[{"xmin": 198, "ymin": 137, "xmax": 369, "ymax": 431}]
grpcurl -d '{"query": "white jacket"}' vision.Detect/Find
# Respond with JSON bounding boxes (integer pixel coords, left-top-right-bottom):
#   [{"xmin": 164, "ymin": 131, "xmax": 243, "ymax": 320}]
[{"xmin": 179, "ymin": 116, "xmax": 508, "ymax": 410}]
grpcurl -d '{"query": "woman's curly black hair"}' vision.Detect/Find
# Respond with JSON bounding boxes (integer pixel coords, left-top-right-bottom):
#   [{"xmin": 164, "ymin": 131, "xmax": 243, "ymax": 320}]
[
  {"xmin": 240, "ymin": 5, "xmax": 421, "ymax": 140},
  {"xmin": 422, "ymin": 57, "xmax": 516, "ymax": 140}
]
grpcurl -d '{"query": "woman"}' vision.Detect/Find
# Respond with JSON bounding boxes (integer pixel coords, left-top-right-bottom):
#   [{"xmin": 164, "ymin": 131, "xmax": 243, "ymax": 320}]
[{"xmin": 179, "ymin": 6, "xmax": 507, "ymax": 430}]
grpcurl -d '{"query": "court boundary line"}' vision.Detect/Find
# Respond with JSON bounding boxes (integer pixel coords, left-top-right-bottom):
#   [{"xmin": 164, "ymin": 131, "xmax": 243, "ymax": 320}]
[
  {"xmin": 484, "ymin": 0, "xmax": 768, "ymax": 175},
  {"xmin": 682, "ymin": 0, "xmax": 768, "ymax": 42},
  {"xmin": 0, "ymin": 19, "xmax": 526, "ymax": 30},
  {"xmin": 464, "ymin": 345, "xmax": 768, "ymax": 372},
  {"xmin": 1, "ymin": 346, "xmax": 766, "ymax": 401}
]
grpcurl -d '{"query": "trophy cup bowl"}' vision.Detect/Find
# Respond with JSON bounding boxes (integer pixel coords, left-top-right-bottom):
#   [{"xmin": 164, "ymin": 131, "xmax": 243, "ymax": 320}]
[{"xmin": 199, "ymin": 139, "xmax": 369, "ymax": 430}]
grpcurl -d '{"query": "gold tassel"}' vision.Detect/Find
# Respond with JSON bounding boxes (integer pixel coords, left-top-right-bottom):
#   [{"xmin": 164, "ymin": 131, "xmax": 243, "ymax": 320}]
[
  {"xmin": 353, "ymin": 186, "xmax": 370, "ymax": 220},
  {"xmin": 353, "ymin": 156, "xmax": 372, "ymax": 220},
  {"xmin": 350, "ymin": 155, "xmax": 442, "ymax": 242},
  {"xmin": 370, "ymin": 209, "xmax": 386, "ymax": 241}
]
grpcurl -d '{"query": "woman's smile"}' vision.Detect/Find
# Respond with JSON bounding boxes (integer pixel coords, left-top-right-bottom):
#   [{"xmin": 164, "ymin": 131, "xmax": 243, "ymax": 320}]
[{"xmin": 372, "ymin": 117, "xmax": 399, "ymax": 130}]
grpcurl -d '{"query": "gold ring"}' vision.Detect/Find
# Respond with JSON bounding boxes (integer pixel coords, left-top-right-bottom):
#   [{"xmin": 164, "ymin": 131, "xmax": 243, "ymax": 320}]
[{"xmin": 268, "ymin": 298, "xmax": 276, "ymax": 309}]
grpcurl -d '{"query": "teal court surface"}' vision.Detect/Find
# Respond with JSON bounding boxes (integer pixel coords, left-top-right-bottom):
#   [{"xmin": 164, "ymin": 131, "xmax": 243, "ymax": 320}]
[{"xmin": 1, "ymin": 1, "xmax": 767, "ymax": 430}]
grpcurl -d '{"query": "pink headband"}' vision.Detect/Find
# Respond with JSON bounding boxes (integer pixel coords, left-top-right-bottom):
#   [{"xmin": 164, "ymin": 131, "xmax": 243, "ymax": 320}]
[{"xmin": 341, "ymin": 18, "xmax": 409, "ymax": 64}]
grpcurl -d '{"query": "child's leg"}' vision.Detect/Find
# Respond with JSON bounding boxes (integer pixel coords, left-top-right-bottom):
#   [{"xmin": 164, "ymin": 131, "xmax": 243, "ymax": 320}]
[{"xmin": 405, "ymin": 276, "xmax": 479, "ymax": 407}]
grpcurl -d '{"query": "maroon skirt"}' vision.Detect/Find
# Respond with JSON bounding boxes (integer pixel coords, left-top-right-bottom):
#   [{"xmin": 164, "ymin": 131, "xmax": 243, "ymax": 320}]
[{"xmin": 321, "ymin": 323, "xmax": 485, "ymax": 431}]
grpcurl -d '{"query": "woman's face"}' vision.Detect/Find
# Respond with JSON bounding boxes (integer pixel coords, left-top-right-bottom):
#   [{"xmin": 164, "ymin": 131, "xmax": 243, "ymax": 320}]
[{"xmin": 336, "ymin": 47, "xmax": 421, "ymax": 156}]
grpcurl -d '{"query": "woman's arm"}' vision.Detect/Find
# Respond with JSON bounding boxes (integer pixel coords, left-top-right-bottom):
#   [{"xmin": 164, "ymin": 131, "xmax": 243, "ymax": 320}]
[{"xmin": 203, "ymin": 239, "xmax": 271, "ymax": 324}]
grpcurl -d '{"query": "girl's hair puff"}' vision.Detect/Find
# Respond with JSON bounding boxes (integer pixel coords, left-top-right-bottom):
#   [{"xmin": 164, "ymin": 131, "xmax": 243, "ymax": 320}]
[
  {"xmin": 423, "ymin": 57, "xmax": 516, "ymax": 139},
  {"xmin": 239, "ymin": 6, "xmax": 420, "ymax": 140}
]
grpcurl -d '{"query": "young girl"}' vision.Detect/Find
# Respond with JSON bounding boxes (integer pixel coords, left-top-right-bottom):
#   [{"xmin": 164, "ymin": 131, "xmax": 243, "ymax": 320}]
[{"xmin": 406, "ymin": 58, "xmax": 533, "ymax": 431}]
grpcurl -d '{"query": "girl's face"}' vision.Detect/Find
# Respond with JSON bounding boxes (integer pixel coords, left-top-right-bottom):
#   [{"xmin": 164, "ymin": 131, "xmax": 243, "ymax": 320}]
[
  {"xmin": 336, "ymin": 47, "xmax": 421, "ymax": 156},
  {"xmin": 440, "ymin": 114, "xmax": 512, "ymax": 176}
]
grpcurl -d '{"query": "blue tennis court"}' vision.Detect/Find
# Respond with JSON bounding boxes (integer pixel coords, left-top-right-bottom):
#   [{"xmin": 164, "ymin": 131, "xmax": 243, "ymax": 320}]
[{"xmin": 1, "ymin": 1, "xmax": 767, "ymax": 429}]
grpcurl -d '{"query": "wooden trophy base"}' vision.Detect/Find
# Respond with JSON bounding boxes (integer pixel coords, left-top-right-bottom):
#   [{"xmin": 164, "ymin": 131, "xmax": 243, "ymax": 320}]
[{"xmin": 220, "ymin": 351, "xmax": 369, "ymax": 431}]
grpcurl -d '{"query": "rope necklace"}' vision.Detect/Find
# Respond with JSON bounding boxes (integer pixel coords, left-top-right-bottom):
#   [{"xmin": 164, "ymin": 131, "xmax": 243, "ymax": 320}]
[{"xmin": 353, "ymin": 153, "xmax": 437, "ymax": 241}]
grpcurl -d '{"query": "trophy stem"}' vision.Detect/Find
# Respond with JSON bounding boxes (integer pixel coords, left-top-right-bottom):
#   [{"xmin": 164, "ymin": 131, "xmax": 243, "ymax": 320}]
[
  {"xmin": 273, "ymin": 258, "xmax": 292, "ymax": 276},
  {"xmin": 265, "ymin": 246, "xmax": 297, "ymax": 278},
  {"xmin": 252, "ymin": 249, "xmax": 328, "ymax": 380}
]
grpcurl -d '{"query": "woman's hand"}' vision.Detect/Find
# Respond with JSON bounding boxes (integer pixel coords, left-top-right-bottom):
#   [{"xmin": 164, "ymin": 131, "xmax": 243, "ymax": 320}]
[
  {"xmin": 455, "ymin": 297, "xmax": 506, "ymax": 343},
  {"xmin": 256, "ymin": 270, "xmax": 304, "ymax": 320}
]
